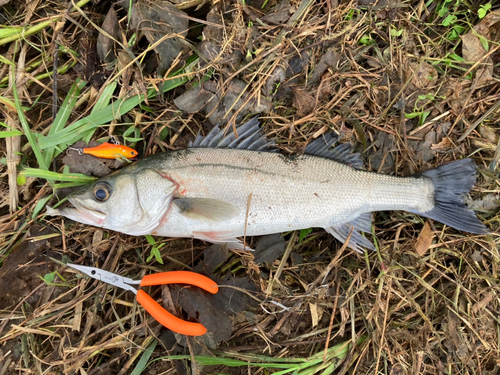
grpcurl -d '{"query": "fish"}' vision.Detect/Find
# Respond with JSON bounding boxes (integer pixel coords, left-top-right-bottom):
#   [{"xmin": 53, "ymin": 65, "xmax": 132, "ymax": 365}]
[
  {"xmin": 47, "ymin": 118, "xmax": 489, "ymax": 251},
  {"xmin": 81, "ymin": 142, "xmax": 138, "ymax": 159}
]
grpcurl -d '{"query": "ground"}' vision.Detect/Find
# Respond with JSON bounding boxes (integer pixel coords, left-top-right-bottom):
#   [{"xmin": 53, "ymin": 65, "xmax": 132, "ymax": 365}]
[{"xmin": 0, "ymin": 0, "xmax": 499, "ymax": 374}]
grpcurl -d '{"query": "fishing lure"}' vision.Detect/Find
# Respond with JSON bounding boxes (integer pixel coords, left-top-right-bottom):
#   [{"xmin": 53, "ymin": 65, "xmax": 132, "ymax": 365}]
[{"xmin": 68, "ymin": 142, "xmax": 138, "ymax": 160}]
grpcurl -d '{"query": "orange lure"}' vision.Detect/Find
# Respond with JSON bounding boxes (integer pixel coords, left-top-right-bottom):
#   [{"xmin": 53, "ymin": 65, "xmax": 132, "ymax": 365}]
[{"xmin": 80, "ymin": 142, "xmax": 138, "ymax": 159}]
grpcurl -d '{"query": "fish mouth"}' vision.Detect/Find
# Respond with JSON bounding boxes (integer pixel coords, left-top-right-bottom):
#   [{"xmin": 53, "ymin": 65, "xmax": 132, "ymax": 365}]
[{"xmin": 56, "ymin": 198, "xmax": 107, "ymax": 227}]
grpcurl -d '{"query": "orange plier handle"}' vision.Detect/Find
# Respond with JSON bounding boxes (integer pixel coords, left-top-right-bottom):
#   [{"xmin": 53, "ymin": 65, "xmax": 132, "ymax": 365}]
[{"xmin": 138, "ymin": 272, "xmax": 219, "ymax": 336}]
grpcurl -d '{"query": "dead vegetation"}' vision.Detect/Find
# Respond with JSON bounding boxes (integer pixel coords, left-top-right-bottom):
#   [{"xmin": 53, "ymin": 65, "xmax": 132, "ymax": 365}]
[{"xmin": 0, "ymin": 0, "xmax": 499, "ymax": 374}]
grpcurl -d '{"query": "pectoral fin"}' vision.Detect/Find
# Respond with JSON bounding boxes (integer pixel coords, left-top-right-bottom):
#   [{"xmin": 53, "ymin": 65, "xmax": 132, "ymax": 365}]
[{"xmin": 173, "ymin": 198, "xmax": 240, "ymax": 222}]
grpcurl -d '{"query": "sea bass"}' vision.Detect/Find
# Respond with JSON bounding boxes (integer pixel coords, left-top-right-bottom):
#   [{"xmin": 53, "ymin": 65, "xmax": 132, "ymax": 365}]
[{"xmin": 47, "ymin": 118, "xmax": 488, "ymax": 251}]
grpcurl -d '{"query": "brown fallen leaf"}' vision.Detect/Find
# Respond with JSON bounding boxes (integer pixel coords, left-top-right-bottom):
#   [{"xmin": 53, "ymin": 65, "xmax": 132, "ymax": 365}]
[
  {"xmin": 479, "ymin": 125, "xmax": 499, "ymax": 143},
  {"xmin": 472, "ymin": 292, "xmax": 493, "ymax": 314},
  {"xmin": 460, "ymin": 10, "xmax": 500, "ymax": 86},
  {"xmin": 439, "ymin": 78, "xmax": 470, "ymax": 113},
  {"xmin": 445, "ymin": 311, "xmax": 469, "ymax": 360},
  {"xmin": 292, "ymin": 88, "xmax": 316, "ymax": 116},
  {"xmin": 415, "ymin": 221, "xmax": 434, "ymax": 256},
  {"xmin": 96, "ymin": 6, "xmax": 120, "ymax": 64},
  {"xmin": 130, "ymin": 0, "xmax": 189, "ymax": 76},
  {"xmin": 431, "ymin": 137, "xmax": 452, "ymax": 150},
  {"xmin": 309, "ymin": 302, "xmax": 320, "ymax": 328},
  {"xmin": 407, "ymin": 61, "xmax": 438, "ymax": 90}
]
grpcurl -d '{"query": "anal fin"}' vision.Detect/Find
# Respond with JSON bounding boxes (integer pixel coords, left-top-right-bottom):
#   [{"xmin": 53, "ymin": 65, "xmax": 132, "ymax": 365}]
[{"xmin": 325, "ymin": 212, "xmax": 374, "ymax": 252}]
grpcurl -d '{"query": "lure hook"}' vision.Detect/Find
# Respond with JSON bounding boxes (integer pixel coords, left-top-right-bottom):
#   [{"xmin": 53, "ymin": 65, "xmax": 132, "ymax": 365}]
[
  {"xmin": 110, "ymin": 135, "xmax": 120, "ymax": 145},
  {"xmin": 66, "ymin": 147, "xmax": 84, "ymax": 156}
]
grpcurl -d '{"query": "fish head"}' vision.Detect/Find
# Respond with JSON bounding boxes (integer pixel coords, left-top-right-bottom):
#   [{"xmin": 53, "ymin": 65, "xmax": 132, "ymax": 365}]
[{"xmin": 57, "ymin": 168, "xmax": 177, "ymax": 235}]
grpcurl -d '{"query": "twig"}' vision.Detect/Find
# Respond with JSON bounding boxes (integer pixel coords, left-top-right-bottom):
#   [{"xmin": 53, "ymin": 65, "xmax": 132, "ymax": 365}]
[
  {"xmin": 457, "ymin": 99, "xmax": 500, "ymax": 142},
  {"xmin": 323, "ymin": 282, "xmax": 340, "ymax": 361},
  {"xmin": 265, "ymin": 231, "xmax": 297, "ymax": 297}
]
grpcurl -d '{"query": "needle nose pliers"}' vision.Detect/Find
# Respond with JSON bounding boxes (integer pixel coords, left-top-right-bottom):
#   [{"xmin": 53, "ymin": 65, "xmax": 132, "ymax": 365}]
[{"xmin": 68, "ymin": 263, "xmax": 218, "ymax": 336}]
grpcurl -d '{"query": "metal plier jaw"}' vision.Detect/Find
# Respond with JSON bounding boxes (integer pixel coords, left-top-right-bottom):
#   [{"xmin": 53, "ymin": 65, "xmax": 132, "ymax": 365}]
[{"xmin": 70, "ymin": 264, "xmax": 141, "ymax": 294}]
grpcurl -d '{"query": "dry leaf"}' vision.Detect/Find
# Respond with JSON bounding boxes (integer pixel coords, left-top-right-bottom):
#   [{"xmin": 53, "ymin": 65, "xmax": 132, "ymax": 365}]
[
  {"xmin": 309, "ymin": 302, "xmax": 319, "ymax": 328},
  {"xmin": 72, "ymin": 302, "xmax": 83, "ymax": 332},
  {"xmin": 407, "ymin": 61, "xmax": 438, "ymax": 89},
  {"xmin": 440, "ymin": 79, "xmax": 470, "ymax": 113},
  {"xmin": 472, "ymin": 292, "xmax": 493, "ymax": 314},
  {"xmin": 293, "ymin": 88, "xmax": 316, "ymax": 116},
  {"xmin": 460, "ymin": 10, "xmax": 500, "ymax": 86},
  {"xmin": 431, "ymin": 137, "xmax": 452, "ymax": 150},
  {"xmin": 467, "ymin": 194, "xmax": 500, "ymax": 211},
  {"xmin": 415, "ymin": 221, "xmax": 434, "ymax": 256},
  {"xmin": 471, "ymin": 250, "xmax": 483, "ymax": 262},
  {"xmin": 96, "ymin": 6, "xmax": 120, "ymax": 64},
  {"xmin": 130, "ymin": 0, "xmax": 189, "ymax": 76},
  {"xmin": 479, "ymin": 125, "xmax": 499, "ymax": 143}
]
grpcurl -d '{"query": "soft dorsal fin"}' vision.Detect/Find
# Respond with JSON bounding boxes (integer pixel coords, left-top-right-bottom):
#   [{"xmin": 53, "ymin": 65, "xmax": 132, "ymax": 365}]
[
  {"xmin": 189, "ymin": 117, "xmax": 278, "ymax": 152},
  {"xmin": 305, "ymin": 134, "xmax": 364, "ymax": 169}
]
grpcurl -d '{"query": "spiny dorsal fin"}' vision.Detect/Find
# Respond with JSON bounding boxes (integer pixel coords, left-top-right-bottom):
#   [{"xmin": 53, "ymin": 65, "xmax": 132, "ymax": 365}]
[
  {"xmin": 189, "ymin": 117, "xmax": 278, "ymax": 152},
  {"xmin": 305, "ymin": 134, "xmax": 364, "ymax": 169}
]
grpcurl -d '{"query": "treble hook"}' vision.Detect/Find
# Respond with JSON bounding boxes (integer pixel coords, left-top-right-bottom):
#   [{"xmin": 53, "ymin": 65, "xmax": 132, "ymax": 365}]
[{"xmin": 109, "ymin": 135, "xmax": 120, "ymax": 145}]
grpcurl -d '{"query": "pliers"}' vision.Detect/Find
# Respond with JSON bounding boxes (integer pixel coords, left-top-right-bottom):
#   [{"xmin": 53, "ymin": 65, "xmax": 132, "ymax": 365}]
[{"xmin": 68, "ymin": 264, "xmax": 218, "ymax": 336}]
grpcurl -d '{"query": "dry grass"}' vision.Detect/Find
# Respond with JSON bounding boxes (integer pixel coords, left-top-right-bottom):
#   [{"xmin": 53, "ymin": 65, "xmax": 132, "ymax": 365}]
[{"xmin": 0, "ymin": 0, "xmax": 499, "ymax": 374}]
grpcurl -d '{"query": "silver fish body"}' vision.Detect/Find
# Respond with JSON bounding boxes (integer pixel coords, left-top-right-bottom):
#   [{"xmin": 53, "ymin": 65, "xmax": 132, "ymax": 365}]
[
  {"xmin": 49, "ymin": 118, "xmax": 488, "ymax": 251},
  {"xmin": 150, "ymin": 149, "xmax": 431, "ymax": 239}
]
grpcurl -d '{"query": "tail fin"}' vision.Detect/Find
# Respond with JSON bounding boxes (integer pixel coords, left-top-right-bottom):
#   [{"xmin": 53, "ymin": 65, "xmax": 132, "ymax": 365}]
[{"xmin": 414, "ymin": 158, "xmax": 489, "ymax": 234}]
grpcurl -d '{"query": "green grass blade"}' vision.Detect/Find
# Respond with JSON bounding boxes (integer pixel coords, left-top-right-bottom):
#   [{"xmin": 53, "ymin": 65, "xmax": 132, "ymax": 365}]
[
  {"xmin": 0, "ymin": 20, "xmax": 57, "ymax": 47},
  {"xmin": 0, "ymin": 53, "xmax": 14, "ymax": 65},
  {"xmin": 37, "ymin": 58, "xmax": 196, "ymax": 151},
  {"xmin": 81, "ymin": 80, "xmax": 118, "ymax": 144},
  {"xmin": 130, "ymin": 339, "xmax": 158, "ymax": 375},
  {"xmin": 20, "ymin": 168, "xmax": 97, "ymax": 183},
  {"xmin": 12, "ymin": 80, "xmax": 49, "ymax": 171},
  {"xmin": 49, "ymin": 78, "xmax": 87, "ymax": 136},
  {"xmin": 0, "ymin": 0, "xmax": 93, "ymax": 47},
  {"xmin": 0, "ymin": 130, "xmax": 23, "ymax": 138},
  {"xmin": 92, "ymin": 81, "xmax": 117, "ymax": 113},
  {"xmin": 153, "ymin": 337, "xmax": 367, "ymax": 374},
  {"xmin": 44, "ymin": 78, "xmax": 87, "ymax": 165},
  {"xmin": 37, "ymin": 92, "xmax": 147, "ymax": 149},
  {"xmin": 0, "ymin": 95, "xmax": 16, "ymax": 110},
  {"xmin": 157, "ymin": 355, "xmax": 300, "ymax": 369},
  {"xmin": 52, "ymin": 182, "xmax": 90, "ymax": 189},
  {"xmin": 32, "ymin": 194, "xmax": 53, "ymax": 220},
  {"xmin": 0, "ymin": 26, "xmax": 24, "ymax": 39}
]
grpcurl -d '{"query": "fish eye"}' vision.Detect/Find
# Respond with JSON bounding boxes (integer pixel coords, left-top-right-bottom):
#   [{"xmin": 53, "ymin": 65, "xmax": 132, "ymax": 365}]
[
  {"xmin": 131, "ymin": 151, "xmax": 137, "ymax": 156},
  {"xmin": 92, "ymin": 182, "xmax": 112, "ymax": 202}
]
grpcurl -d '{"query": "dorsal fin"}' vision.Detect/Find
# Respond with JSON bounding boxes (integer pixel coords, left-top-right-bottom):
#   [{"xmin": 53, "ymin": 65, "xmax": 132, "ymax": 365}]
[
  {"xmin": 189, "ymin": 117, "xmax": 278, "ymax": 152},
  {"xmin": 305, "ymin": 134, "xmax": 364, "ymax": 169}
]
